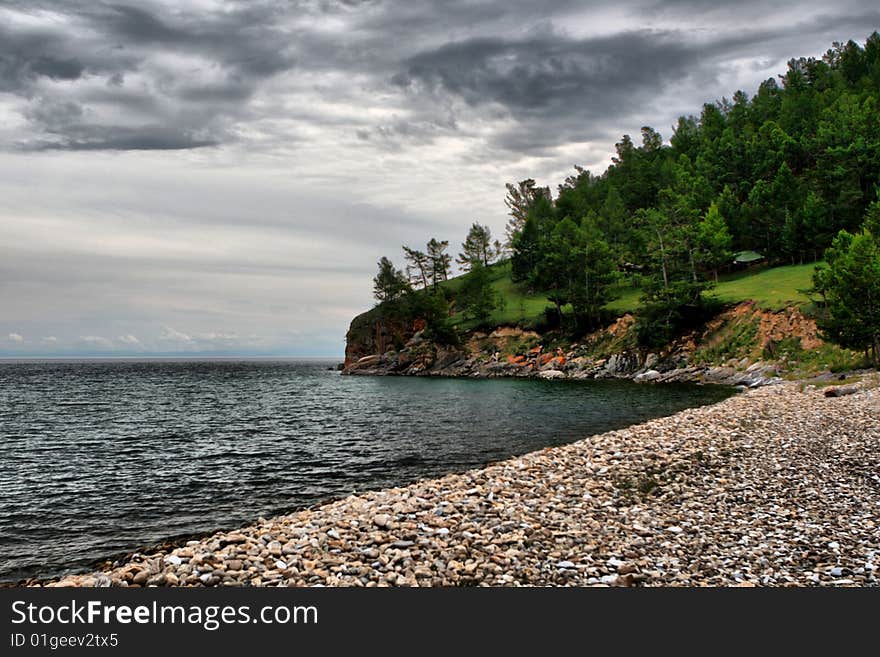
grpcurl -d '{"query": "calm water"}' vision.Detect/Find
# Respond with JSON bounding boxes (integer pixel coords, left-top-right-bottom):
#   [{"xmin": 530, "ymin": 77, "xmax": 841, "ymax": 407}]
[{"xmin": 0, "ymin": 359, "xmax": 733, "ymax": 582}]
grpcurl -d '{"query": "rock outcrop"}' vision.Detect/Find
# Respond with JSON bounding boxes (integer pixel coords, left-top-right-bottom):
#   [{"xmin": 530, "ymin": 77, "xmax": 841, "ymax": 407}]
[{"xmin": 342, "ymin": 301, "xmax": 835, "ymax": 388}]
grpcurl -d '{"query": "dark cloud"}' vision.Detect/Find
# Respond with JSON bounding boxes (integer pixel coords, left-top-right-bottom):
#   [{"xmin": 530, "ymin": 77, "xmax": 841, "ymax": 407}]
[
  {"xmin": 0, "ymin": 26, "xmax": 86, "ymax": 91},
  {"xmin": 0, "ymin": 1, "xmax": 297, "ymax": 150},
  {"xmin": 32, "ymin": 126, "xmax": 219, "ymax": 152},
  {"xmin": 388, "ymin": 7, "xmax": 880, "ymax": 154},
  {"xmin": 2, "ymin": 0, "xmax": 878, "ymax": 153},
  {"xmin": 393, "ymin": 29, "xmax": 700, "ymax": 152},
  {"xmin": 19, "ymin": 96, "xmax": 221, "ymax": 151}
]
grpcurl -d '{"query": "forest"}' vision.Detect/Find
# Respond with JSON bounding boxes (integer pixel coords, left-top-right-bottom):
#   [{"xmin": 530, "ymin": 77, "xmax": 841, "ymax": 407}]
[{"xmin": 373, "ymin": 34, "xmax": 880, "ymax": 362}]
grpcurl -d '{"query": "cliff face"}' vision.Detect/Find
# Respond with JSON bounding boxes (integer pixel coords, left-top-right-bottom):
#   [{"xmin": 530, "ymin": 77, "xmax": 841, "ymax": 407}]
[
  {"xmin": 342, "ymin": 301, "xmax": 844, "ymax": 387},
  {"xmin": 344, "ymin": 305, "xmax": 426, "ymax": 368}
]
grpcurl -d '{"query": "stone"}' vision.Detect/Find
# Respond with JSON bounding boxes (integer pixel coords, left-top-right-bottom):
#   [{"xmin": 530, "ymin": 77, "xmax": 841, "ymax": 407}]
[
  {"xmin": 131, "ymin": 570, "xmax": 149, "ymax": 585},
  {"xmin": 372, "ymin": 514, "xmax": 392, "ymax": 529},
  {"xmin": 538, "ymin": 369, "xmax": 565, "ymax": 380},
  {"xmin": 221, "ymin": 533, "xmax": 248, "ymax": 545},
  {"xmin": 824, "ymin": 386, "xmax": 857, "ymax": 398}
]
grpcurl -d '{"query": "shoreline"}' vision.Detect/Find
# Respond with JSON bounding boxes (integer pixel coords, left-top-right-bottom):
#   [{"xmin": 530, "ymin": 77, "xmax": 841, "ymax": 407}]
[
  {"xmin": 341, "ymin": 341, "xmax": 791, "ymax": 388},
  {"xmin": 28, "ymin": 375, "xmax": 879, "ymax": 588}
]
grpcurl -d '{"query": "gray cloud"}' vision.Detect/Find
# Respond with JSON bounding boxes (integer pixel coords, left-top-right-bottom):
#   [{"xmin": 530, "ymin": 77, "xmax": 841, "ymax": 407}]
[
  {"xmin": 391, "ymin": 29, "xmax": 704, "ymax": 153},
  {"xmin": 395, "ymin": 30, "xmax": 694, "ymax": 113},
  {"xmin": 0, "ymin": 1, "xmax": 299, "ymax": 150},
  {"xmin": 3, "ymin": 1, "xmax": 878, "ymax": 152}
]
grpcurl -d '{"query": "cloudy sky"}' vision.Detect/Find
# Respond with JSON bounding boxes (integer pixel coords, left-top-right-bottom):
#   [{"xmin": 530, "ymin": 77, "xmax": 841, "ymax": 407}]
[{"xmin": 1, "ymin": 0, "xmax": 877, "ymax": 357}]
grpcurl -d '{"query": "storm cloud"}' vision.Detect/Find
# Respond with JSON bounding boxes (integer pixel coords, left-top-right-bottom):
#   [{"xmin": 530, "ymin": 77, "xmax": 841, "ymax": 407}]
[{"xmin": 0, "ymin": 0, "xmax": 877, "ymax": 355}]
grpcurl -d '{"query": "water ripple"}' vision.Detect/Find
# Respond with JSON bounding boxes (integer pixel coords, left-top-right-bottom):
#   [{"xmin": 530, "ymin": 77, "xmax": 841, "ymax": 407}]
[{"xmin": 0, "ymin": 359, "xmax": 732, "ymax": 582}]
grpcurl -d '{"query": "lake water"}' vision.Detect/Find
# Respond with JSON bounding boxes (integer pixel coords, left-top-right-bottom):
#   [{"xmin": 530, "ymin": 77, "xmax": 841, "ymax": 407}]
[{"xmin": 0, "ymin": 359, "xmax": 734, "ymax": 582}]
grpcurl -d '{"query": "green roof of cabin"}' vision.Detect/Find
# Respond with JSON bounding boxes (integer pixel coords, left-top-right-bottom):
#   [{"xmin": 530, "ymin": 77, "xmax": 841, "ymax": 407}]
[{"xmin": 733, "ymin": 250, "xmax": 764, "ymax": 263}]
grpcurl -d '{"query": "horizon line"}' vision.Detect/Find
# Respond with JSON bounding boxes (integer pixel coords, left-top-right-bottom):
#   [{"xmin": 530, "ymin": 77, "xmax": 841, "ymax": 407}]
[{"xmin": 0, "ymin": 354, "xmax": 343, "ymax": 361}]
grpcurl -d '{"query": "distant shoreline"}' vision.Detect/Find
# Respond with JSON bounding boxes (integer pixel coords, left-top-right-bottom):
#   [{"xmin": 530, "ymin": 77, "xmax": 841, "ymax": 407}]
[{"xmin": 0, "ymin": 356, "xmax": 342, "ymax": 362}]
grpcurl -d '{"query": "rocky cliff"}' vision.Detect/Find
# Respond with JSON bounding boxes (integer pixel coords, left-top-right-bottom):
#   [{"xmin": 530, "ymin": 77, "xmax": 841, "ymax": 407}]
[
  {"xmin": 343, "ymin": 304, "xmax": 426, "ymax": 368},
  {"xmin": 342, "ymin": 301, "xmax": 845, "ymax": 388}
]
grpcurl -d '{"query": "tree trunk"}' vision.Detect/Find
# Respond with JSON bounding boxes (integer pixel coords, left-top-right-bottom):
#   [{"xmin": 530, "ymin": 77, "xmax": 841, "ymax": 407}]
[
  {"xmin": 656, "ymin": 230, "xmax": 669, "ymax": 298},
  {"xmin": 584, "ymin": 260, "xmax": 591, "ymax": 324}
]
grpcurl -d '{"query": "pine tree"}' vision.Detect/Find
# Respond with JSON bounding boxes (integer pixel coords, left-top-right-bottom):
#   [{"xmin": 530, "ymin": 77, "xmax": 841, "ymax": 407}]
[
  {"xmin": 402, "ymin": 246, "xmax": 430, "ymax": 289},
  {"xmin": 696, "ymin": 201, "xmax": 733, "ymax": 281},
  {"xmin": 372, "ymin": 257, "xmax": 410, "ymax": 302},
  {"xmin": 457, "ymin": 223, "xmax": 496, "ymax": 270},
  {"xmin": 503, "ymin": 179, "xmax": 550, "ymax": 247},
  {"xmin": 458, "ymin": 261, "xmax": 502, "ymax": 321},
  {"xmin": 426, "ymin": 238, "xmax": 451, "ymax": 288},
  {"xmin": 813, "ymin": 226, "xmax": 880, "ymax": 364}
]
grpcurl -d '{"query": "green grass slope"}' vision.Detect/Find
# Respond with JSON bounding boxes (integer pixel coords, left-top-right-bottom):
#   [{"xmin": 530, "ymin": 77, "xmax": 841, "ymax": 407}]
[
  {"xmin": 446, "ymin": 261, "xmax": 818, "ymax": 328},
  {"xmin": 708, "ymin": 263, "xmax": 816, "ymax": 310}
]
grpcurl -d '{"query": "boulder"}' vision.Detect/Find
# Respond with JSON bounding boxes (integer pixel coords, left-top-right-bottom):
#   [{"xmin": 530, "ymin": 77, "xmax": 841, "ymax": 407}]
[
  {"xmin": 701, "ymin": 366, "xmax": 737, "ymax": 383},
  {"xmin": 405, "ymin": 330, "xmax": 425, "ymax": 347},
  {"xmin": 538, "ymin": 369, "xmax": 565, "ymax": 380},
  {"xmin": 604, "ymin": 352, "xmax": 640, "ymax": 376},
  {"xmin": 633, "ymin": 369, "xmax": 661, "ymax": 383},
  {"xmin": 824, "ymin": 385, "xmax": 858, "ymax": 398},
  {"xmin": 353, "ymin": 354, "xmax": 380, "ymax": 369}
]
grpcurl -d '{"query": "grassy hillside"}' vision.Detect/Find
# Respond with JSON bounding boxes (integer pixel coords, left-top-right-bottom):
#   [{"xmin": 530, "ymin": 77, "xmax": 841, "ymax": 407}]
[
  {"xmin": 708, "ymin": 263, "xmax": 816, "ymax": 309},
  {"xmin": 443, "ymin": 261, "xmax": 568, "ymax": 329},
  {"xmin": 445, "ymin": 261, "xmax": 817, "ymax": 329}
]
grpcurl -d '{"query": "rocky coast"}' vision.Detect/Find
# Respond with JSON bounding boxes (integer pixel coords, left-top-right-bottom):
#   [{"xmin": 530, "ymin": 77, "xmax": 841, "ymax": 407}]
[
  {"xmin": 41, "ymin": 376, "xmax": 879, "ymax": 587},
  {"xmin": 342, "ymin": 337, "xmax": 783, "ymax": 388},
  {"xmin": 340, "ymin": 302, "xmax": 834, "ymax": 387}
]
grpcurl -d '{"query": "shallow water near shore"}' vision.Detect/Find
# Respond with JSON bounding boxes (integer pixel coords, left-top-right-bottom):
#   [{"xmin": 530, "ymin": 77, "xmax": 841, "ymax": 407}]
[{"xmin": 0, "ymin": 359, "xmax": 734, "ymax": 582}]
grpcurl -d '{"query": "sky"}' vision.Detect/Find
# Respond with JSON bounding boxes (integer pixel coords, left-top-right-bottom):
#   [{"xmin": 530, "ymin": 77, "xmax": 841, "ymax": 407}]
[{"xmin": 1, "ymin": 1, "xmax": 878, "ymax": 357}]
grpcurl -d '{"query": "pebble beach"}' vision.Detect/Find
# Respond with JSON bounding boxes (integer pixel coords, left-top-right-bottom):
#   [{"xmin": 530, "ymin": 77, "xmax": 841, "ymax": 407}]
[{"xmin": 41, "ymin": 378, "xmax": 879, "ymax": 587}]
